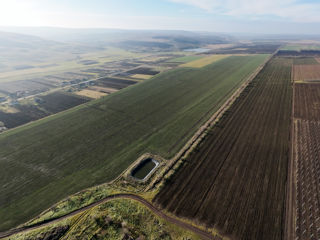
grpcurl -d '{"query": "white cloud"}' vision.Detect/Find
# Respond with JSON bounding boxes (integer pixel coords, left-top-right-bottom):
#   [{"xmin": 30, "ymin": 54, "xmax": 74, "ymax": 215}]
[
  {"xmin": 169, "ymin": 0, "xmax": 223, "ymax": 11},
  {"xmin": 169, "ymin": 0, "xmax": 320, "ymax": 22},
  {"xmin": 0, "ymin": 0, "xmax": 38, "ymax": 26}
]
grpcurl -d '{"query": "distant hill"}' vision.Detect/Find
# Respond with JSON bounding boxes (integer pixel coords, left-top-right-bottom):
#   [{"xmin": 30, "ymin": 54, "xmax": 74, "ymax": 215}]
[
  {"xmin": 0, "ymin": 27, "xmax": 234, "ymax": 50},
  {"xmin": 0, "ymin": 31, "xmax": 103, "ymax": 71},
  {"xmin": 0, "ymin": 31, "xmax": 61, "ymax": 49}
]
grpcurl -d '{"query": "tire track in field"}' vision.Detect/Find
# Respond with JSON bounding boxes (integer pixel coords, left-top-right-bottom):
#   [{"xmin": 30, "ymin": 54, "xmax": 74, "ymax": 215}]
[{"xmin": 0, "ymin": 194, "xmax": 216, "ymax": 240}]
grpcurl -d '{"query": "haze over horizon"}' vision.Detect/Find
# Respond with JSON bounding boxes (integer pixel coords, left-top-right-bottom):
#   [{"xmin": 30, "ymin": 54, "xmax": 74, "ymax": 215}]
[{"xmin": 1, "ymin": 0, "xmax": 320, "ymax": 35}]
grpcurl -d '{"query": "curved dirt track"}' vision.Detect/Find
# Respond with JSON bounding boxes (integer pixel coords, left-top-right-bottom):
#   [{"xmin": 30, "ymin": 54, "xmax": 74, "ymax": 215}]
[{"xmin": 0, "ymin": 194, "xmax": 215, "ymax": 240}]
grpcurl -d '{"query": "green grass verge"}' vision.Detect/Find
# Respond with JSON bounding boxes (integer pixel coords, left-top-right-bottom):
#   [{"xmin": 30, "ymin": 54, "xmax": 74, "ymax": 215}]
[
  {"xmin": 25, "ymin": 184, "xmax": 121, "ymax": 226},
  {"xmin": 7, "ymin": 199, "xmax": 203, "ymax": 240},
  {"xmin": 0, "ymin": 54, "xmax": 269, "ymax": 231}
]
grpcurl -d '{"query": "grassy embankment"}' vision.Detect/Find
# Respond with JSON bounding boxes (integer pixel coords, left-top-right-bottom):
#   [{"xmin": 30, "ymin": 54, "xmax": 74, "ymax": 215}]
[{"xmin": 6, "ymin": 198, "xmax": 203, "ymax": 240}]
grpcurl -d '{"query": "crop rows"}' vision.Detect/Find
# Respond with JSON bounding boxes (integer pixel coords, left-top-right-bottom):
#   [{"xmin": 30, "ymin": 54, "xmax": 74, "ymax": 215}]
[
  {"xmin": 155, "ymin": 57, "xmax": 292, "ymax": 240},
  {"xmin": 294, "ymin": 83, "xmax": 320, "ymax": 121},
  {"xmin": 294, "ymin": 120, "xmax": 320, "ymax": 240},
  {"xmin": 293, "ymin": 82, "xmax": 320, "ymax": 240}
]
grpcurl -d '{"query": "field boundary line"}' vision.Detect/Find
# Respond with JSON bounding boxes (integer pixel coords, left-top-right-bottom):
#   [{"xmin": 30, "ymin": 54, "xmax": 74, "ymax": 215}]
[
  {"xmin": 148, "ymin": 53, "xmax": 275, "ymax": 190},
  {"xmin": 285, "ymin": 66, "xmax": 296, "ymax": 240}
]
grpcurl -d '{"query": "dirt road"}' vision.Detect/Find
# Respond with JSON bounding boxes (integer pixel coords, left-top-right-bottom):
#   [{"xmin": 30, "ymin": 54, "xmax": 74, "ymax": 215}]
[
  {"xmin": 284, "ymin": 65, "xmax": 296, "ymax": 240},
  {"xmin": 0, "ymin": 194, "xmax": 216, "ymax": 240}
]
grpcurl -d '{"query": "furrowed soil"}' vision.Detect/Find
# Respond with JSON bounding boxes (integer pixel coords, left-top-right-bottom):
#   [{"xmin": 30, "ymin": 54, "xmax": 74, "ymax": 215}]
[
  {"xmin": 155, "ymin": 57, "xmax": 292, "ymax": 240},
  {"xmin": 294, "ymin": 83, "xmax": 320, "ymax": 121},
  {"xmin": 292, "ymin": 82, "xmax": 320, "ymax": 240}
]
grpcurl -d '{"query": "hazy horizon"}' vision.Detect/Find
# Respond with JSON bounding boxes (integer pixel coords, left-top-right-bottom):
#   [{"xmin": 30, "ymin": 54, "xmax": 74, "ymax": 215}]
[{"xmin": 1, "ymin": 0, "xmax": 320, "ymax": 35}]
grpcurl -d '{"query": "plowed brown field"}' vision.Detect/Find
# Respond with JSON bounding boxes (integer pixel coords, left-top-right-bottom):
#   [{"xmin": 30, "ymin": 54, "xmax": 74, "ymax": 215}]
[
  {"xmin": 294, "ymin": 119, "xmax": 320, "ymax": 240},
  {"xmin": 293, "ymin": 82, "xmax": 320, "ymax": 240},
  {"xmin": 293, "ymin": 65, "xmax": 320, "ymax": 82},
  {"xmin": 294, "ymin": 83, "xmax": 320, "ymax": 121},
  {"xmin": 155, "ymin": 57, "xmax": 292, "ymax": 240}
]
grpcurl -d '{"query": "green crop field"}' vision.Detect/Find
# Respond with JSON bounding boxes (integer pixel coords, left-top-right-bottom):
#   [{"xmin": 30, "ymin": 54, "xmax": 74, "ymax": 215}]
[
  {"xmin": 0, "ymin": 54, "xmax": 268, "ymax": 231},
  {"xmin": 281, "ymin": 44, "xmax": 320, "ymax": 51},
  {"xmin": 167, "ymin": 55, "xmax": 203, "ymax": 63}
]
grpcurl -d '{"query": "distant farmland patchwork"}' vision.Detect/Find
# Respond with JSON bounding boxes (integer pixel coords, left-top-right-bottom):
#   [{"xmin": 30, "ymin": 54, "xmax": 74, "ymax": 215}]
[
  {"xmin": 155, "ymin": 57, "xmax": 292, "ymax": 240},
  {"xmin": 0, "ymin": 76, "xmax": 138, "ymax": 130},
  {"xmin": 95, "ymin": 77, "xmax": 137, "ymax": 89},
  {"xmin": 0, "ymin": 55, "xmax": 268, "ymax": 231},
  {"xmin": 0, "ymin": 92, "xmax": 90, "ymax": 129}
]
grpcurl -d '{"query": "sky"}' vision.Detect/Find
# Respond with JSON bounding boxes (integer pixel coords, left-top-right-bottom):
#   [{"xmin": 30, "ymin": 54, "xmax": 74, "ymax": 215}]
[{"xmin": 1, "ymin": 0, "xmax": 320, "ymax": 34}]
